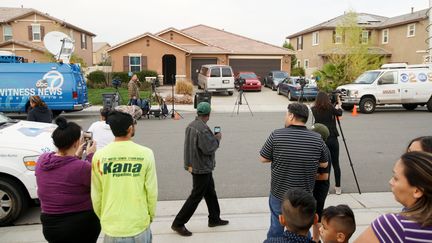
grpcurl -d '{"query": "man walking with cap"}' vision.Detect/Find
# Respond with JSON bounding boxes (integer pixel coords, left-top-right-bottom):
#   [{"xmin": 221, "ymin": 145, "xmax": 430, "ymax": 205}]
[{"xmin": 171, "ymin": 102, "xmax": 228, "ymax": 236}]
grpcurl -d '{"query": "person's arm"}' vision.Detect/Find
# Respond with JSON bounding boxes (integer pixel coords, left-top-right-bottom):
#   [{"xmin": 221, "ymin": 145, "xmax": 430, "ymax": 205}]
[
  {"xmin": 197, "ymin": 129, "xmax": 219, "ymax": 155},
  {"xmin": 319, "ymin": 142, "xmax": 330, "ymax": 167},
  {"xmin": 91, "ymin": 153, "xmax": 102, "ymax": 218},
  {"xmin": 27, "ymin": 110, "xmax": 36, "ymax": 121},
  {"xmin": 145, "ymin": 151, "xmax": 158, "ymax": 222},
  {"xmin": 128, "ymin": 82, "xmax": 135, "ymax": 99},
  {"xmin": 354, "ymin": 226, "xmax": 380, "ymax": 243},
  {"xmin": 260, "ymin": 132, "xmax": 274, "ymax": 163}
]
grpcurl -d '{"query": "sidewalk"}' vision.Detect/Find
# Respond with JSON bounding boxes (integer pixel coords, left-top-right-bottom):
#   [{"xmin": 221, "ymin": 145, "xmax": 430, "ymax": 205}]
[{"xmin": 0, "ymin": 192, "xmax": 400, "ymax": 243}]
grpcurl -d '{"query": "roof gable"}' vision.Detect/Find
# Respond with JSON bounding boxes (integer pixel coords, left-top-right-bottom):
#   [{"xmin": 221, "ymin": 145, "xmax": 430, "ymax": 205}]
[
  {"xmin": 93, "ymin": 42, "xmax": 111, "ymax": 52},
  {"xmin": 156, "ymin": 28, "xmax": 209, "ymax": 46},
  {"xmin": 0, "ymin": 40, "xmax": 46, "ymax": 53}
]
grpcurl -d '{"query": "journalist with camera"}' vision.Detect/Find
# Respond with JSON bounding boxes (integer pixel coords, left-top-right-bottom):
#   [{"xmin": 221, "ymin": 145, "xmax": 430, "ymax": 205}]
[{"xmin": 311, "ymin": 91, "xmax": 343, "ymax": 195}]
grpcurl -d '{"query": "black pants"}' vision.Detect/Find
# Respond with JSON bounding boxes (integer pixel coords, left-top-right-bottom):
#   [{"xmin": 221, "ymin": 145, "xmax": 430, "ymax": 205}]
[
  {"xmin": 40, "ymin": 210, "xmax": 101, "ymax": 243},
  {"xmin": 173, "ymin": 172, "xmax": 221, "ymax": 226},
  {"xmin": 313, "ymin": 180, "xmax": 330, "ymax": 221},
  {"xmin": 326, "ymin": 136, "xmax": 341, "ymax": 187}
]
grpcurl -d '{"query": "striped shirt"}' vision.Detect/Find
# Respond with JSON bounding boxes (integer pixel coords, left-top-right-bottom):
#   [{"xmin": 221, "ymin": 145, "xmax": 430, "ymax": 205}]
[
  {"xmin": 372, "ymin": 213, "xmax": 432, "ymax": 243},
  {"xmin": 260, "ymin": 125, "xmax": 329, "ymax": 200}
]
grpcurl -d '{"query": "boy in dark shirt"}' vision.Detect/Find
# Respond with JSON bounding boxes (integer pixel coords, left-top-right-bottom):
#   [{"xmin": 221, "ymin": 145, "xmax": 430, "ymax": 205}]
[{"xmin": 320, "ymin": 205, "xmax": 356, "ymax": 243}]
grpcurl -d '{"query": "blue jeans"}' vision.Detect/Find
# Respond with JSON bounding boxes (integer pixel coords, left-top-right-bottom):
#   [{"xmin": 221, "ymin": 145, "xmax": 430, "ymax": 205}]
[
  {"xmin": 103, "ymin": 227, "xmax": 152, "ymax": 243},
  {"xmin": 267, "ymin": 194, "xmax": 284, "ymax": 238}
]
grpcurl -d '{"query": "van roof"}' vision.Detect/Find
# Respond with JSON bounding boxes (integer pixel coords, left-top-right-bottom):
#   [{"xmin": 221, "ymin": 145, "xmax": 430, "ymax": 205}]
[{"xmin": 201, "ymin": 64, "xmax": 232, "ymax": 68}]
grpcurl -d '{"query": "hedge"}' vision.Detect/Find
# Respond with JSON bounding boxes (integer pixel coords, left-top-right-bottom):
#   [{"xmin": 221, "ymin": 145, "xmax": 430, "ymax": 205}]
[{"xmin": 86, "ymin": 70, "xmax": 158, "ymax": 90}]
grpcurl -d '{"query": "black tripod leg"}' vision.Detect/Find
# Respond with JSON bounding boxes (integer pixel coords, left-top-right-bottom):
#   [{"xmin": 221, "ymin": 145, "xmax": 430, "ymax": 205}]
[
  {"xmin": 231, "ymin": 93, "xmax": 240, "ymax": 116},
  {"xmin": 241, "ymin": 92, "xmax": 253, "ymax": 116}
]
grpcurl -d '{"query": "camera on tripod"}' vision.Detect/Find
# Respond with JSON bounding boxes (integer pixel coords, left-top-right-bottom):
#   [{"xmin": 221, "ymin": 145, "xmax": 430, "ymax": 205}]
[
  {"xmin": 298, "ymin": 78, "xmax": 307, "ymax": 90},
  {"xmin": 112, "ymin": 77, "xmax": 121, "ymax": 89},
  {"xmin": 330, "ymin": 90, "xmax": 342, "ymax": 105}
]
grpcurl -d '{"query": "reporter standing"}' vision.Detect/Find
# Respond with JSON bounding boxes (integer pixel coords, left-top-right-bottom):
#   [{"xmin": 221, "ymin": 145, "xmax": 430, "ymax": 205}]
[{"xmin": 311, "ymin": 91, "xmax": 343, "ymax": 194}]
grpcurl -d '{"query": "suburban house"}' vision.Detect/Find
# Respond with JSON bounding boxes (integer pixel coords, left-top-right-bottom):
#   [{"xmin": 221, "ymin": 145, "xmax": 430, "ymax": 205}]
[
  {"xmin": 93, "ymin": 42, "xmax": 110, "ymax": 65},
  {"xmin": 0, "ymin": 7, "xmax": 95, "ymax": 65},
  {"xmin": 107, "ymin": 24, "xmax": 294, "ymax": 85},
  {"xmin": 286, "ymin": 8, "xmax": 428, "ymax": 76}
]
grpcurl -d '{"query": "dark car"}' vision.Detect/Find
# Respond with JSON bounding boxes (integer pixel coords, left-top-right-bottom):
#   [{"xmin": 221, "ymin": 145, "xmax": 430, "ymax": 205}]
[
  {"xmin": 264, "ymin": 71, "xmax": 289, "ymax": 91},
  {"xmin": 277, "ymin": 77, "xmax": 318, "ymax": 101},
  {"xmin": 235, "ymin": 72, "xmax": 262, "ymax": 91}
]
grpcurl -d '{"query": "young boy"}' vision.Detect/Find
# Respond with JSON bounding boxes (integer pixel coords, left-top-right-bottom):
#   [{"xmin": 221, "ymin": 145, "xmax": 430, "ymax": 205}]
[{"xmin": 320, "ymin": 205, "xmax": 356, "ymax": 243}]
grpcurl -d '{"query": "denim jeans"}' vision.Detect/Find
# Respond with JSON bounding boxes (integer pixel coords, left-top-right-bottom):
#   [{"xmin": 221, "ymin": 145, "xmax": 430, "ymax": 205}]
[
  {"xmin": 103, "ymin": 227, "xmax": 152, "ymax": 243},
  {"xmin": 267, "ymin": 194, "xmax": 284, "ymax": 238}
]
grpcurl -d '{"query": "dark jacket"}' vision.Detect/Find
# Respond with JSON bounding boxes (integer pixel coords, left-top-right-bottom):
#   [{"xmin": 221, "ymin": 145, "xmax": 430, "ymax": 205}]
[
  {"xmin": 27, "ymin": 106, "xmax": 53, "ymax": 123},
  {"xmin": 184, "ymin": 117, "xmax": 219, "ymax": 174},
  {"xmin": 311, "ymin": 106, "xmax": 342, "ymax": 137}
]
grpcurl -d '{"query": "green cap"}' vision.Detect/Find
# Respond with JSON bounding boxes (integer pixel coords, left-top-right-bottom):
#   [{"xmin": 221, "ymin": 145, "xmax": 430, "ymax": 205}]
[
  {"xmin": 311, "ymin": 123, "xmax": 330, "ymax": 141},
  {"xmin": 197, "ymin": 102, "xmax": 211, "ymax": 115}
]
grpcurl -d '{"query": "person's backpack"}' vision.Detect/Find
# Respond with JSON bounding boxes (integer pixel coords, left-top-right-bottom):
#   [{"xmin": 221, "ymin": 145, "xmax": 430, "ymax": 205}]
[
  {"xmin": 140, "ymin": 99, "xmax": 150, "ymax": 115},
  {"xmin": 161, "ymin": 102, "xmax": 168, "ymax": 116}
]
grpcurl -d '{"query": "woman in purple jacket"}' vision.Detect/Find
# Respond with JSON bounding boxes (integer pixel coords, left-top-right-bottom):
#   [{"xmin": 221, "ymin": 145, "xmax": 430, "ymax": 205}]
[{"xmin": 36, "ymin": 116, "xmax": 100, "ymax": 243}]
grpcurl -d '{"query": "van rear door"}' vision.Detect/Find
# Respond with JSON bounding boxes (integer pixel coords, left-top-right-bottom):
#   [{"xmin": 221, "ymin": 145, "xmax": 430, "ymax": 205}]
[
  {"xmin": 207, "ymin": 67, "xmax": 222, "ymax": 89},
  {"xmin": 221, "ymin": 67, "xmax": 234, "ymax": 89},
  {"xmin": 70, "ymin": 64, "xmax": 88, "ymax": 106}
]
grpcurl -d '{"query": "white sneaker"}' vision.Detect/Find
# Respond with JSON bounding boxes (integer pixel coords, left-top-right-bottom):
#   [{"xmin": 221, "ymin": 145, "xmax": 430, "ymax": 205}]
[{"xmin": 335, "ymin": 187, "xmax": 342, "ymax": 195}]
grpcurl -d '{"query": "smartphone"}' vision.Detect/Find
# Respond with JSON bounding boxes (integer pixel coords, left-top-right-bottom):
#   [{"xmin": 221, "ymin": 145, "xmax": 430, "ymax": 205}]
[
  {"xmin": 214, "ymin": 126, "xmax": 221, "ymax": 134},
  {"xmin": 83, "ymin": 131, "xmax": 93, "ymax": 147}
]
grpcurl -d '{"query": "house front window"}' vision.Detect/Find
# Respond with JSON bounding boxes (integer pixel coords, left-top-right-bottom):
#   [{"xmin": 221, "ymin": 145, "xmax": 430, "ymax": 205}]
[
  {"xmin": 382, "ymin": 29, "xmax": 389, "ymax": 44},
  {"xmin": 3, "ymin": 25, "xmax": 12, "ymax": 41},
  {"xmin": 81, "ymin": 33, "xmax": 87, "ymax": 49},
  {"xmin": 296, "ymin": 60, "xmax": 301, "ymax": 67},
  {"xmin": 407, "ymin": 24, "xmax": 415, "ymax": 37},
  {"xmin": 304, "ymin": 59, "xmax": 309, "ymax": 69},
  {"xmin": 334, "ymin": 31, "xmax": 343, "ymax": 44},
  {"xmin": 297, "ymin": 36, "xmax": 303, "ymax": 50},
  {"xmin": 130, "ymin": 56, "xmax": 141, "ymax": 72},
  {"xmin": 32, "ymin": 24, "xmax": 41, "ymax": 41},
  {"xmin": 361, "ymin": 31, "xmax": 369, "ymax": 44},
  {"xmin": 312, "ymin": 31, "xmax": 319, "ymax": 46}
]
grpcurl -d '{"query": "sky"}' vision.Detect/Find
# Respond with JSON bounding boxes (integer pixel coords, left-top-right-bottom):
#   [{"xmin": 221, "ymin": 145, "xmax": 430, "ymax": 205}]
[{"xmin": 1, "ymin": 0, "xmax": 430, "ymax": 47}]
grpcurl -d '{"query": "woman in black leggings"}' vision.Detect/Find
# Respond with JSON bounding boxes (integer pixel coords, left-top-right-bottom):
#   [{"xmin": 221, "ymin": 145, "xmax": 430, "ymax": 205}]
[{"xmin": 312, "ymin": 91, "xmax": 343, "ymax": 194}]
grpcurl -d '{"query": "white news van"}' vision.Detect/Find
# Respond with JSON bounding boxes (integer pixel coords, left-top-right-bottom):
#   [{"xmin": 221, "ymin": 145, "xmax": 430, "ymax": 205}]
[
  {"xmin": 198, "ymin": 65, "xmax": 235, "ymax": 95},
  {"xmin": 336, "ymin": 63, "xmax": 432, "ymax": 114}
]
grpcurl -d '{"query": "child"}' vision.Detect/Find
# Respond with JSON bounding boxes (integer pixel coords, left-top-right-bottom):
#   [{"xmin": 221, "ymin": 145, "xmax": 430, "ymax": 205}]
[{"xmin": 320, "ymin": 205, "xmax": 356, "ymax": 243}]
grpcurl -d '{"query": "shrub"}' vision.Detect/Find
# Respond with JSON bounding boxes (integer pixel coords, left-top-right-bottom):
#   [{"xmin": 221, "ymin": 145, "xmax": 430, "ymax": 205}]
[
  {"xmin": 291, "ymin": 67, "xmax": 305, "ymax": 76},
  {"xmin": 86, "ymin": 70, "xmax": 106, "ymax": 84},
  {"xmin": 111, "ymin": 70, "xmax": 158, "ymax": 91},
  {"xmin": 165, "ymin": 94, "xmax": 193, "ymax": 104},
  {"xmin": 175, "ymin": 80, "xmax": 193, "ymax": 95}
]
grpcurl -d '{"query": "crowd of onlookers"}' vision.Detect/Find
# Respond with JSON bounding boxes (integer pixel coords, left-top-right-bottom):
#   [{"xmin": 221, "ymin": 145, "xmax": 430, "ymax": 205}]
[{"xmin": 25, "ymin": 88, "xmax": 432, "ymax": 243}]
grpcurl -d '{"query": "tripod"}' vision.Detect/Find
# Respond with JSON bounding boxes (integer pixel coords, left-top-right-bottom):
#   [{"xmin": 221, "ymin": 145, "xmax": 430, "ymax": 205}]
[
  {"xmin": 169, "ymin": 75, "xmax": 183, "ymax": 119},
  {"xmin": 297, "ymin": 87, "xmax": 310, "ymax": 103},
  {"xmin": 231, "ymin": 86, "xmax": 253, "ymax": 116},
  {"xmin": 335, "ymin": 115, "xmax": 362, "ymax": 194}
]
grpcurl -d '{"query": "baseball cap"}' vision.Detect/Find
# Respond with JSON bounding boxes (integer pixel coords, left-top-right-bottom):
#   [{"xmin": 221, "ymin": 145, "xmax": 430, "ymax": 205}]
[
  {"xmin": 197, "ymin": 102, "xmax": 211, "ymax": 115},
  {"xmin": 311, "ymin": 123, "xmax": 330, "ymax": 141}
]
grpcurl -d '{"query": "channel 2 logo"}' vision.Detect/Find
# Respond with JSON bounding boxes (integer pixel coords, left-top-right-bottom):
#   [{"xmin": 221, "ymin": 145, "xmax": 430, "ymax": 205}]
[
  {"xmin": 400, "ymin": 73, "xmax": 409, "ymax": 83},
  {"xmin": 418, "ymin": 73, "xmax": 427, "ymax": 82}
]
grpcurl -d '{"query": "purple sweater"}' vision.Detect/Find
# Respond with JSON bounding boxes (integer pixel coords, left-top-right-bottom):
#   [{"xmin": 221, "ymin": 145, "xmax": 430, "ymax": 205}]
[{"xmin": 35, "ymin": 152, "xmax": 94, "ymax": 214}]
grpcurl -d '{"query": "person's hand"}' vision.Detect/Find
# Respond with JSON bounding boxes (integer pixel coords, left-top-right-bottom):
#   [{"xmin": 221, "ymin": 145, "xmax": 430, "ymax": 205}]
[
  {"xmin": 215, "ymin": 132, "xmax": 222, "ymax": 141},
  {"xmin": 87, "ymin": 140, "xmax": 97, "ymax": 154},
  {"xmin": 188, "ymin": 166, "xmax": 193, "ymax": 173},
  {"xmin": 75, "ymin": 141, "xmax": 86, "ymax": 158},
  {"xmin": 133, "ymin": 96, "xmax": 136, "ymax": 99}
]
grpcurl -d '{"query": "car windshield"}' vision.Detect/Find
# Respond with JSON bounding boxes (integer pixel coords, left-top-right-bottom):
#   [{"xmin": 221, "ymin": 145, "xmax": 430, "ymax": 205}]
[
  {"xmin": 0, "ymin": 113, "xmax": 14, "ymax": 126},
  {"xmin": 274, "ymin": 72, "xmax": 288, "ymax": 79},
  {"xmin": 239, "ymin": 73, "xmax": 257, "ymax": 79},
  {"xmin": 353, "ymin": 71, "xmax": 382, "ymax": 84}
]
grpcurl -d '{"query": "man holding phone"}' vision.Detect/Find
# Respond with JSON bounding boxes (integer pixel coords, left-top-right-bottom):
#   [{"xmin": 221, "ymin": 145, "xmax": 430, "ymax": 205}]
[{"xmin": 171, "ymin": 102, "xmax": 228, "ymax": 237}]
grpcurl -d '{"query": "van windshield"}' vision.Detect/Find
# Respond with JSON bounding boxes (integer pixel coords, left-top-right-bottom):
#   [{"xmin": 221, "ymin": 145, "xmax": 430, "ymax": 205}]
[
  {"xmin": 274, "ymin": 72, "xmax": 288, "ymax": 79},
  {"xmin": 353, "ymin": 71, "xmax": 382, "ymax": 84}
]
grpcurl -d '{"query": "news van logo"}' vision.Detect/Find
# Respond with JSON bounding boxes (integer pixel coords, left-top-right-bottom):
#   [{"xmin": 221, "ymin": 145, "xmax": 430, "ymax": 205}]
[{"xmin": 37, "ymin": 71, "xmax": 64, "ymax": 90}]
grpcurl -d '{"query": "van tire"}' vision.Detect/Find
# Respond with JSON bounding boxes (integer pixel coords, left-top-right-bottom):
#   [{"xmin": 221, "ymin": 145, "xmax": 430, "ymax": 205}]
[
  {"xmin": 52, "ymin": 110, "xmax": 62, "ymax": 117},
  {"xmin": 427, "ymin": 97, "xmax": 432, "ymax": 112},
  {"xmin": 342, "ymin": 104, "xmax": 354, "ymax": 111},
  {"xmin": 228, "ymin": 91, "xmax": 233, "ymax": 96},
  {"xmin": 0, "ymin": 178, "xmax": 27, "ymax": 226},
  {"xmin": 402, "ymin": 104, "xmax": 417, "ymax": 110},
  {"xmin": 359, "ymin": 97, "xmax": 376, "ymax": 114}
]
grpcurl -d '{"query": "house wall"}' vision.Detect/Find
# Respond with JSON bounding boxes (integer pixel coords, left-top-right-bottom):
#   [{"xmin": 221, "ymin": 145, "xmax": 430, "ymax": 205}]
[
  {"xmin": 93, "ymin": 44, "xmax": 110, "ymax": 65},
  {"xmin": 159, "ymin": 31, "xmax": 204, "ymax": 45},
  {"xmin": 109, "ymin": 36, "xmax": 187, "ymax": 76},
  {"xmin": 0, "ymin": 42, "xmax": 48, "ymax": 62}
]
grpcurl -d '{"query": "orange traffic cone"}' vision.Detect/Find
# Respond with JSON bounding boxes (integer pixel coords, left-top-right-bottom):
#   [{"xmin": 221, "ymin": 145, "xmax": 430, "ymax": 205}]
[
  {"xmin": 174, "ymin": 111, "xmax": 181, "ymax": 120},
  {"xmin": 351, "ymin": 105, "xmax": 358, "ymax": 117}
]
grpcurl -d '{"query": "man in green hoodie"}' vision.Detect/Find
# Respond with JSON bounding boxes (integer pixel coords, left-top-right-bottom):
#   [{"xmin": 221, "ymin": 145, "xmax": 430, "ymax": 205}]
[{"xmin": 91, "ymin": 110, "xmax": 158, "ymax": 242}]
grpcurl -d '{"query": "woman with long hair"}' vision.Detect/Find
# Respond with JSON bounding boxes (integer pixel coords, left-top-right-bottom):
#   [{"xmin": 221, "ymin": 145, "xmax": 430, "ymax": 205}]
[
  {"xmin": 27, "ymin": 95, "xmax": 53, "ymax": 123},
  {"xmin": 407, "ymin": 136, "xmax": 432, "ymax": 153},
  {"xmin": 311, "ymin": 91, "xmax": 343, "ymax": 194},
  {"xmin": 35, "ymin": 116, "xmax": 100, "ymax": 243},
  {"xmin": 355, "ymin": 152, "xmax": 432, "ymax": 242}
]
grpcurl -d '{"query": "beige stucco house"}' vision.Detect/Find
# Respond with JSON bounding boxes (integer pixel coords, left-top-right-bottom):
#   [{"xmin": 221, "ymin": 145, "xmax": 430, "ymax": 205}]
[
  {"xmin": 108, "ymin": 25, "xmax": 294, "ymax": 85},
  {"xmin": 0, "ymin": 7, "xmax": 95, "ymax": 65},
  {"xmin": 286, "ymin": 9, "xmax": 428, "ymax": 76},
  {"xmin": 93, "ymin": 42, "xmax": 111, "ymax": 65}
]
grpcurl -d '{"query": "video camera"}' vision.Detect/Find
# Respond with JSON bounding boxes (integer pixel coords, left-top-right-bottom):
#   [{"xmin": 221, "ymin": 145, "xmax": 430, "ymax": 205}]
[
  {"xmin": 330, "ymin": 90, "xmax": 342, "ymax": 105},
  {"xmin": 112, "ymin": 77, "xmax": 121, "ymax": 89}
]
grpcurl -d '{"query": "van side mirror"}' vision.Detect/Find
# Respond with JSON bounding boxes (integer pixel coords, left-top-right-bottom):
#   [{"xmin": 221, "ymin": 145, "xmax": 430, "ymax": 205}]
[{"xmin": 377, "ymin": 80, "xmax": 383, "ymax": 85}]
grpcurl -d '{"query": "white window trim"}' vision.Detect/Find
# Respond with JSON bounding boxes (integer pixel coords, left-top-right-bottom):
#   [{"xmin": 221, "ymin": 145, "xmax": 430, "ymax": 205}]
[
  {"xmin": 296, "ymin": 60, "xmax": 301, "ymax": 67},
  {"xmin": 297, "ymin": 36, "xmax": 303, "ymax": 50},
  {"xmin": 335, "ymin": 34, "xmax": 343, "ymax": 44},
  {"xmin": 407, "ymin": 24, "xmax": 416, "ymax": 37},
  {"xmin": 382, "ymin": 29, "xmax": 389, "ymax": 44},
  {"xmin": 129, "ymin": 55, "xmax": 141, "ymax": 72},
  {"xmin": 361, "ymin": 31, "xmax": 369, "ymax": 44},
  {"xmin": 304, "ymin": 59, "xmax": 309, "ymax": 69},
  {"xmin": 3, "ymin": 25, "xmax": 12, "ymax": 41},
  {"xmin": 312, "ymin": 31, "xmax": 319, "ymax": 46},
  {"xmin": 31, "ymin": 24, "xmax": 41, "ymax": 42}
]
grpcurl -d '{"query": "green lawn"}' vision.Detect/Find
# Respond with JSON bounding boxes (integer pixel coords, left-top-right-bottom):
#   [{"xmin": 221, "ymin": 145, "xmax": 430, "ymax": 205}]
[{"xmin": 87, "ymin": 88, "xmax": 150, "ymax": 105}]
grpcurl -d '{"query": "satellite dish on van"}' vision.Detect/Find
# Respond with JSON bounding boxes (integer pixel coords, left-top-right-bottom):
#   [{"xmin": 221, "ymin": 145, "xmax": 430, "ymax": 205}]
[{"xmin": 44, "ymin": 31, "xmax": 74, "ymax": 63}]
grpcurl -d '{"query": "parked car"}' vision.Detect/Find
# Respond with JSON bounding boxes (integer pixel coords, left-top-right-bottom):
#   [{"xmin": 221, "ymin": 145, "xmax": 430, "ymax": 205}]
[
  {"xmin": 197, "ymin": 65, "xmax": 235, "ymax": 95},
  {"xmin": 277, "ymin": 77, "xmax": 319, "ymax": 101},
  {"xmin": 0, "ymin": 113, "xmax": 56, "ymax": 226},
  {"xmin": 234, "ymin": 72, "xmax": 262, "ymax": 91},
  {"xmin": 264, "ymin": 71, "xmax": 289, "ymax": 91}
]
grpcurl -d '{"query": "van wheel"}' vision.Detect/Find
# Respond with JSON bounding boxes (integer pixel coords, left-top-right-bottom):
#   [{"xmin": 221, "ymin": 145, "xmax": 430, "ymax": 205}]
[
  {"xmin": 342, "ymin": 104, "xmax": 354, "ymax": 111},
  {"xmin": 427, "ymin": 97, "xmax": 432, "ymax": 112},
  {"xmin": 402, "ymin": 104, "xmax": 417, "ymax": 110},
  {"xmin": 228, "ymin": 91, "xmax": 234, "ymax": 96},
  {"xmin": 52, "ymin": 110, "xmax": 62, "ymax": 118},
  {"xmin": 0, "ymin": 178, "xmax": 27, "ymax": 226},
  {"xmin": 359, "ymin": 97, "xmax": 376, "ymax": 114}
]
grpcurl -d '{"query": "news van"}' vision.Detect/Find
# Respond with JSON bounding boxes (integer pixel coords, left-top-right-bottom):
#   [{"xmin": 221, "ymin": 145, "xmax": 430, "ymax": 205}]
[
  {"xmin": 336, "ymin": 63, "xmax": 432, "ymax": 114},
  {"xmin": 0, "ymin": 61, "xmax": 89, "ymax": 116},
  {"xmin": 198, "ymin": 65, "xmax": 235, "ymax": 95}
]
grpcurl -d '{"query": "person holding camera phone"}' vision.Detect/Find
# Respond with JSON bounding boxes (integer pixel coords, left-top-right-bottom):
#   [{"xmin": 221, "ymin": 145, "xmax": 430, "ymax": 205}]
[
  {"xmin": 128, "ymin": 74, "xmax": 141, "ymax": 106},
  {"xmin": 171, "ymin": 102, "xmax": 228, "ymax": 237},
  {"xmin": 311, "ymin": 91, "xmax": 343, "ymax": 195},
  {"xmin": 35, "ymin": 116, "xmax": 100, "ymax": 243}
]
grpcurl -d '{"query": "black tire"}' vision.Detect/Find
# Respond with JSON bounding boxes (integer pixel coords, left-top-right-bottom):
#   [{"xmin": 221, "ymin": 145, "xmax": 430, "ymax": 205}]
[
  {"xmin": 359, "ymin": 97, "xmax": 376, "ymax": 114},
  {"xmin": 52, "ymin": 110, "xmax": 63, "ymax": 117},
  {"xmin": 197, "ymin": 84, "xmax": 202, "ymax": 90},
  {"xmin": 288, "ymin": 91, "xmax": 294, "ymax": 101},
  {"xmin": 228, "ymin": 91, "xmax": 234, "ymax": 96},
  {"xmin": 402, "ymin": 104, "xmax": 417, "ymax": 111},
  {"xmin": 277, "ymin": 87, "xmax": 281, "ymax": 95},
  {"xmin": 0, "ymin": 178, "xmax": 27, "ymax": 226},
  {"xmin": 426, "ymin": 97, "xmax": 432, "ymax": 112},
  {"xmin": 271, "ymin": 84, "xmax": 276, "ymax": 91},
  {"xmin": 342, "ymin": 104, "xmax": 354, "ymax": 111}
]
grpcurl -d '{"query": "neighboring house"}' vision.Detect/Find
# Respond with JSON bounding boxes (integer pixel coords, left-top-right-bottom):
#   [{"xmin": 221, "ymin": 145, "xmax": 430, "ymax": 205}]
[
  {"xmin": 108, "ymin": 24, "xmax": 294, "ymax": 85},
  {"xmin": 0, "ymin": 7, "xmax": 95, "ymax": 65},
  {"xmin": 286, "ymin": 8, "xmax": 428, "ymax": 76},
  {"xmin": 93, "ymin": 42, "xmax": 110, "ymax": 65}
]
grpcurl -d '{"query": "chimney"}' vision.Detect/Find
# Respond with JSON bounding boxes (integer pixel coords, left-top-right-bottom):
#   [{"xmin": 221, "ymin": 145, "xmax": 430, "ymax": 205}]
[{"xmin": 411, "ymin": 7, "xmax": 414, "ymax": 14}]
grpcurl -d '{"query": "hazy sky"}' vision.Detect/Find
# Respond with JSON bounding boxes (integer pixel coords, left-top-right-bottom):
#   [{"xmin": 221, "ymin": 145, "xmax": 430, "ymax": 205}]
[{"xmin": 2, "ymin": 0, "xmax": 430, "ymax": 46}]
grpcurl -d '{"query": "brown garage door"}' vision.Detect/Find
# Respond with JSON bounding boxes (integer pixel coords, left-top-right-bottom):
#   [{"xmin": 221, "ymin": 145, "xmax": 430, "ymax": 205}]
[
  {"xmin": 229, "ymin": 59, "xmax": 281, "ymax": 81},
  {"xmin": 191, "ymin": 58, "xmax": 218, "ymax": 84}
]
